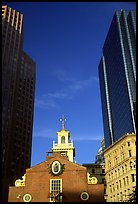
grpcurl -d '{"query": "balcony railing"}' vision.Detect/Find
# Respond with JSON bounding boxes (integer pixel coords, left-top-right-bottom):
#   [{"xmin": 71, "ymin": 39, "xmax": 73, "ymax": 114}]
[{"xmin": 53, "ymin": 140, "xmax": 74, "ymax": 148}]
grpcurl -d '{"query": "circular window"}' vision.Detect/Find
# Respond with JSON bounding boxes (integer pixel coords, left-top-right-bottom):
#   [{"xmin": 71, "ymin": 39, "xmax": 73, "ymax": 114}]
[
  {"xmin": 23, "ymin": 194, "xmax": 32, "ymax": 202},
  {"xmin": 15, "ymin": 179, "xmax": 21, "ymax": 187},
  {"xmin": 91, "ymin": 177, "xmax": 98, "ymax": 184},
  {"xmin": 80, "ymin": 192, "xmax": 89, "ymax": 201}
]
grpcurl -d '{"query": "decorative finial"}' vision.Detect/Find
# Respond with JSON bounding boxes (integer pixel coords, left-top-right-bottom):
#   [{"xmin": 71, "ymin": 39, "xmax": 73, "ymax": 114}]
[{"xmin": 60, "ymin": 115, "xmax": 66, "ymax": 130}]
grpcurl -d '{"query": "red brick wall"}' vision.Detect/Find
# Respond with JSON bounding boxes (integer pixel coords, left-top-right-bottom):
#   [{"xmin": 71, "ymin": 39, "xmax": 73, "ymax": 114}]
[{"xmin": 8, "ymin": 156, "xmax": 105, "ymax": 202}]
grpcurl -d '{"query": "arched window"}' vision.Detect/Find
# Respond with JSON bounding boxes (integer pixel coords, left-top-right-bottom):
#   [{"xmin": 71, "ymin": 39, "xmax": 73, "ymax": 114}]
[
  {"xmin": 108, "ymin": 173, "xmax": 110, "ymax": 181},
  {"xmin": 118, "ymin": 168, "xmax": 120, "ymax": 176},
  {"xmin": 61, "ymin": 136, "xmax": 65, "ymax": 144},
  {"xmin": 115, "ymin": 170, "xmax": 117, "ymax": 177},
  {"xmin": 125, "ymin": 164, "xmax": 127, "ymax": 172},
  {"xmin": 130, "ymin": 161, "xmax": 135, "ymax": 169},
  {"xmin": 122, "ymin": 166, "xmax": 124, "ymax": 174}
]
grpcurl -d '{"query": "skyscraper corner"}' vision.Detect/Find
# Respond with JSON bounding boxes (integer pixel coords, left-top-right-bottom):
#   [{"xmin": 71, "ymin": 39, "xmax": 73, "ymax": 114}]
[{"xmin": 98, "ymin": 10, "xmax": 136, "ymax": 148}]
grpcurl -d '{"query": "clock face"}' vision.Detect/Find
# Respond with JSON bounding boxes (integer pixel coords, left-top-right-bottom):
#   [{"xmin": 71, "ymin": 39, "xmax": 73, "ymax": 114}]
[{"xmin": 51, "ymin": 161, "xmax": 61, "ymax": 175}]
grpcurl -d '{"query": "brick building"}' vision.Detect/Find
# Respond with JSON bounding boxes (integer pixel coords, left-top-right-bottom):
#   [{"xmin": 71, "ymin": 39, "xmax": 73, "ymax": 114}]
[
  {"xmin": 8, "ymin": 116, "xmax": 105, "ymax": 202},
  {"xmin": 8, "ymin": 152, "xmax": 105, "ymax": 202}
]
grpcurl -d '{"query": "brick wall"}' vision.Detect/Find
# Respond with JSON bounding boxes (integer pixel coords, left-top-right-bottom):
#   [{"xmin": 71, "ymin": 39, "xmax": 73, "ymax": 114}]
[{"xmin": 8, "ymin": 155, "xmax": 105, "ymax": 202}]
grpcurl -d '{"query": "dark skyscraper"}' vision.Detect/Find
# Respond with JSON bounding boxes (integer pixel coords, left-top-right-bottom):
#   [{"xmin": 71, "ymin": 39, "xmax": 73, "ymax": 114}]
[
  {"xmin": 2, "ymin": 5, "xmax": 36, "ymax": 201},
  {"xmin": 98, "ymin": 10, "xmax": 136, "ymax": 148}
]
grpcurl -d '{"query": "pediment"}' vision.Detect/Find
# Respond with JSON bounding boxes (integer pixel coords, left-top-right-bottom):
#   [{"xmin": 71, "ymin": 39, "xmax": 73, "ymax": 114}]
[{"xmin": 26, "ymin": 156, "xmax": 86, "ymax": 173}]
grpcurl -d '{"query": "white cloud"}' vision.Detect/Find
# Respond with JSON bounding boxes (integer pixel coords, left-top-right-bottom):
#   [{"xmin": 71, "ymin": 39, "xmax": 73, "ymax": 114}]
[
  {"xmin": 35, "ymin": 75, "xmax": 98, "ymax": 110},
  {"xmin": 33, "ymin": 128, "xmax": 102, "ymax": 142},
  {"xmin": 34, "ymin": 97, "xmax": 60, "ymax": 110},
  {"xmin": 33, "ymin": 128, "xmax": 56, "ymax": 138},
  {"xmin": 68, "ymin": 76, "xmax": 98, "ymax": 93},
  {"xmin": 73, "ymin": 135, "xmax": 102, "ymax": 141}
]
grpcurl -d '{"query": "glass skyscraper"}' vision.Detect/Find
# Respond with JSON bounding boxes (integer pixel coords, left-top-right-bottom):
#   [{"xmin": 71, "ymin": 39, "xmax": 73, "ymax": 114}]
[{"xmin": 98, "ymin": 10, "xmax": 136, "ymax": 148}]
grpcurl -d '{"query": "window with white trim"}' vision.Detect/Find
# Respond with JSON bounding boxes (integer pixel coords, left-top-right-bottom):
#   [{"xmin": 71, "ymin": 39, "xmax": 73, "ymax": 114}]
[{"xmin": 50, "ymin": 179, "xmax": 62, "ymax": 202}]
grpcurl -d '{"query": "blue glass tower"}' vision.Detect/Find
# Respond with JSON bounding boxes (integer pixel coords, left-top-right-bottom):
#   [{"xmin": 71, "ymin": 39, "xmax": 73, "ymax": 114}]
[{"xmin": 98, "ymin": 10, "xmax": 136, "ymax": 148}]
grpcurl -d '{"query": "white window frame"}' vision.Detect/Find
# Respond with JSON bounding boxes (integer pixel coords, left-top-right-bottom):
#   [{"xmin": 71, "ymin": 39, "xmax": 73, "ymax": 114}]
[{"xmin": 50, "ymin": 179, "xmax": 62, "ymax": 202}]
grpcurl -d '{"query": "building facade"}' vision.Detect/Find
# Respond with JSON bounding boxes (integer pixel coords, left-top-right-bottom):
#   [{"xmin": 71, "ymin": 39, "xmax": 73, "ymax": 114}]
[
  {"xmin": 104, "ymin": 133, "xmax": 136, "ymax": 202},
  {"xmin": 8, "ymin": 119, "xmax": 105, "ymax": 202},
  {"xmin": 98, "ymin": 10, "xmax": 136, "ymax": 148},
  {"xmin": 95, "ymin": 137, "xmax": 105, "ymax": 164},
  {"xmin": 2, "ymin": 5, "xmax": 36, "ymax": 201},
  {"xmin": 82, "ymin": 163, "xmax": 105, "ymax": 185},
  {"xmin": 82, "ymin": 163, "xmax": 106, "ymax": 200}
]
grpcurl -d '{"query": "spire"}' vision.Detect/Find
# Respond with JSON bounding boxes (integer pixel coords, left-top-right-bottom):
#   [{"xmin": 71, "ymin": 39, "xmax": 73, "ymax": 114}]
[{"xmin": 60, "ymin": 115, "xmax": 66, "ymax": 130}]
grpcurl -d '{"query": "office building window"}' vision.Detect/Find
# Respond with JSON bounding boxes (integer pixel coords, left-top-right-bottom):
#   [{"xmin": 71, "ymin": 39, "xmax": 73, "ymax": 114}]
[
  {"xmin": 120, "ymin": 192, "xmax": 123, "ymax": 202},
  {"xmin": 112, "ymin": 184, "xmax": 115, "ymax": 191},
  {"xmin": 126, "ymin": 176, "xmax": 129, "ymax": 185},
  {"xmin": 115, "ymin": 170, "xmax": 117, "ymax": 177},
  {"xmin": 130, "ymin": 161, "xmax": 133, "ymax": 169},
  {"xmin": 123, "ymin": 178, "xmax": 126, "ymax": 186},
  {"xmin": 131, "ymin": 174, "xmax": 136, "ymax": 182},
  {"xmin": 102, "ymin": 169, "xmax": 105, "ymax": 173},
  {"xmin": 92, "ymin": 169, "xmax": 95, "ymax": 174},
  {"xmin": 118, "ymin": 168, "xmax": 120, "ymax": 176},
  {"xmin": 125, "ymin": 164, "xmax": 127, "ymax": 172},
  {"xmin": 119, "ymin": 180, "xmax": 121, "ymax": 188},
  {"xmin": 116, "ymin": 182, "xmax": 119, "ymax": 189},
  {"xmin": 109, "ymin": 185, "xmax": 112, "ymax": 193},
  {"xmin": 128, "ymin": 150, "xmax": 132, "ymax": 157},
  {"xmin": 122, "ymin": 166, "xmax": 124, "ymax": 174},
  {"xmin": 117, "ymin": 193, "xmax": 119, "ymax": 202}
]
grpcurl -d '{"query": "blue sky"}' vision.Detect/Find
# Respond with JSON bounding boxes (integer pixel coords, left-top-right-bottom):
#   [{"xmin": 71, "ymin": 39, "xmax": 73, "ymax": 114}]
[{"xmin": 4, "ymin": 2, "xmax": 136, "ymax": 166}]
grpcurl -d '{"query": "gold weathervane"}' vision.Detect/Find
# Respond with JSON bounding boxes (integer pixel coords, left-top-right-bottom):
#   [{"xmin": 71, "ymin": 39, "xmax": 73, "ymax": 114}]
[{"xmin": 60, "ymin": 115, "xmax": 66, "ymax": 130}]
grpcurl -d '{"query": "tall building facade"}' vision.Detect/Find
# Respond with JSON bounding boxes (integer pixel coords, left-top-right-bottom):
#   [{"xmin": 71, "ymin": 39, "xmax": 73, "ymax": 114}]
[
  {"xmin": 104, "ymin": 133, "xmax": 136, "ymax": 202},
  {"xmin": 98, "ymin": 10, "xmax": 136, "ymax": 148},
  {"xmin": 2, "ymin": 5, "xmax": 36, "ymax": 201}
]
